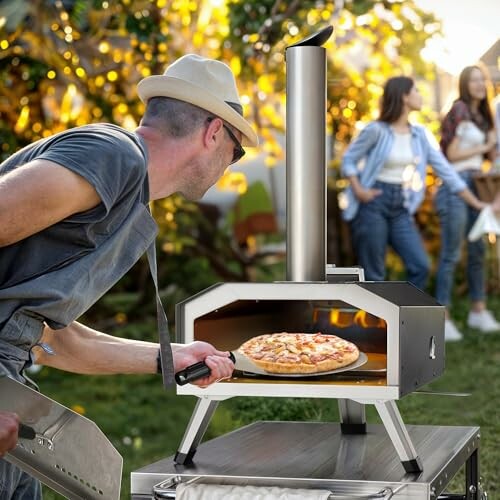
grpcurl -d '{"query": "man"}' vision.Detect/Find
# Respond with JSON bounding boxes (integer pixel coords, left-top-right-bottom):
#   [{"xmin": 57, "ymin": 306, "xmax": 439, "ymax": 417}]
[{"xmin": 0, "ymin": 54, "xmax": 258, "ymax": 498}]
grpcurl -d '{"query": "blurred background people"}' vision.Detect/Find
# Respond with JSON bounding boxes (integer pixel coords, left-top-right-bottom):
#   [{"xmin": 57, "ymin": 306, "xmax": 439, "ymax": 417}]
[
  {"xmin": 341, "ymin": 76, "xmax": 486, "ymax": 296},
  {"xmin": 435, "ymin": 65, "xmax": 499, "ymax": 341}
]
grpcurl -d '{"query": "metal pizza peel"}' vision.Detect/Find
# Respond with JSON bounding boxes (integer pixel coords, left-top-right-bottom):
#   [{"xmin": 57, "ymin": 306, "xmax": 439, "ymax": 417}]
[{"xmin": 0, "ymin": 375, "xmax": 122, "ymax": 500}]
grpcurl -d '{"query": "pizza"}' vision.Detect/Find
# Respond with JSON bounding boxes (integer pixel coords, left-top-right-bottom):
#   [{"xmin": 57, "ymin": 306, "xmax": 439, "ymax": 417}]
[{"xmin": 238, "ymin": 332, "xmax": 359, "ymax": 374}]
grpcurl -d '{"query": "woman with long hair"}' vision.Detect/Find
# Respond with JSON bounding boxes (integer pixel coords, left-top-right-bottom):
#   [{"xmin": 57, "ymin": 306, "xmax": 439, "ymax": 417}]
[
  {"xmin": 341, "ymin": 76, "xmax": 487, "ymax": 333},
  {"xmin": 435, "ymin": 65, "xmax": 499, "ymax": 340}
]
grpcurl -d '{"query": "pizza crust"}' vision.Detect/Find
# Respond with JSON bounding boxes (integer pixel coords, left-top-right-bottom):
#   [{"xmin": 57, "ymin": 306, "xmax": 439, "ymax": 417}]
[{"xmin": 238, "ymin": 332, "xmax": 359, "ymax": 375}]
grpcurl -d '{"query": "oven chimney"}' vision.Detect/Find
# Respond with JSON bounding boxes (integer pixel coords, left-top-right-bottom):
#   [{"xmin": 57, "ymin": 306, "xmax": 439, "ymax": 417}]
[{"xmin": 285, "ymin": 26, "xmax": 333, "ymax": 282}]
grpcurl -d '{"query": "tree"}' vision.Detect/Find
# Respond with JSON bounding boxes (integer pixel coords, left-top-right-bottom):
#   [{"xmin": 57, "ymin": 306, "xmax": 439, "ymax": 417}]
[{"xmin": 0, "ymin": 0, "xmax": 441, "ymax": 305}]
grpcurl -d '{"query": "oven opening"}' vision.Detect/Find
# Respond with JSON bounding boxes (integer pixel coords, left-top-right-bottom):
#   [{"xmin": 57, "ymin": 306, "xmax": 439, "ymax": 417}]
[{"xmin": 193, "ymin": 299, "xmax": 387, "ymax": 385}]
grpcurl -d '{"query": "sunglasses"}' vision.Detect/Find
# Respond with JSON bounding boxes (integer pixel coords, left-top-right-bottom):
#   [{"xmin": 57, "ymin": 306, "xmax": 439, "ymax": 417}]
[{"xmin": 207, "ymin": 117, "xmax": 245, "ymax": 164}]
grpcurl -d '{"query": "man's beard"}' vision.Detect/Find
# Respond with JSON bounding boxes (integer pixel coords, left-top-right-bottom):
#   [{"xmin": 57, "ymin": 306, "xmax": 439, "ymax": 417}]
[{"xmin": 183, "ymin": 147, "xmax": 225, "ymax": 200}]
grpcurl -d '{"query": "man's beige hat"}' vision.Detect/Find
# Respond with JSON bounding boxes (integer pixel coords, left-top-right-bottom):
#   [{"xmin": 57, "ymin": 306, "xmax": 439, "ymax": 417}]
[{"xmin": 137, "ymin": 54, "xmax": 258, "ymax": 147}]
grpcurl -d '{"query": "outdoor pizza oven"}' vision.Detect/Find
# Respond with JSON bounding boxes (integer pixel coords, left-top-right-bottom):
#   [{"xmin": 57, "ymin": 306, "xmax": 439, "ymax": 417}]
[
  {"xmin": 175, "ymin": 280, "xmax": 444, "ymax": 400},
  {"xmin": 132, "ymin": 27, "xmax": 482, "ymax": 500},
  {"xmin": 172, "ymin": 279, "xmax": 445, "ymax": 474}
]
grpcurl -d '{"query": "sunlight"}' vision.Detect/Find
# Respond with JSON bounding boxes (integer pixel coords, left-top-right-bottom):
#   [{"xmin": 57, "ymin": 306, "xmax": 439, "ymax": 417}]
[{"xmin": 415, "ymin": 0, "xmax": 498, "ymax": 75}]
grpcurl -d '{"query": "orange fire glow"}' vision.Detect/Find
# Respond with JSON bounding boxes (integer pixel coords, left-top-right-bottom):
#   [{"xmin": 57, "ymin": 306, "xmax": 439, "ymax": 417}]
[
  {"xmin": 328, "ymin": 308, "xmax": 386, "ymax": 329},
  {"xmin": 329, "ymin": 309, "xmax": 356, "ymax": 328}
]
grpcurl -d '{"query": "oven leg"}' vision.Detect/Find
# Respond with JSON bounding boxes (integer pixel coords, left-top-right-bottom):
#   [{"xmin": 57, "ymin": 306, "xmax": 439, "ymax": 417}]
[
  {"xmin": 466, "ymin": 449, "xmax": 479, "ymax": 500},
  {"xmin": 374, "ymin": 400, "xmax": 423, "ymax": 473},
  {"xmin": 338, "ymin": 399, "xmax": 366, "ymax": 434},
  {"xmin": 174, "ymin": 397, "xmax": 222, "ymax": 465}
]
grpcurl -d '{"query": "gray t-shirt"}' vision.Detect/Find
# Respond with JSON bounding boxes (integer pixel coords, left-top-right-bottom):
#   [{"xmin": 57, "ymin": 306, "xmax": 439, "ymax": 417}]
[{"xmin": 0, "ymin": 123, "xmax": 158, "ymax": 377}]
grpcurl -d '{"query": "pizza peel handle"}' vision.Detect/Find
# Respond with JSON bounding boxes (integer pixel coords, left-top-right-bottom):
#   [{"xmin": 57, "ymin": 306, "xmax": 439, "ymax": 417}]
[
  {"xmin": 175, "ymin": 352, "xmax": 236, "ymax": 385},
  {"xmin": 18, "ymin": 423, "xmax": 36, "ymax": 440}
]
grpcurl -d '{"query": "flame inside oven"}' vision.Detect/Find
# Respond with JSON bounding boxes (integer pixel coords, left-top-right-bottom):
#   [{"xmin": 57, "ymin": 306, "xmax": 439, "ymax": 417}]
[
  {"xmin": 312, "ymin": 306, "xmax": 387, "ymax": 354},
  {"xmin": 313, "ymin": 308, "xmax": 387, "ymax": 330}
]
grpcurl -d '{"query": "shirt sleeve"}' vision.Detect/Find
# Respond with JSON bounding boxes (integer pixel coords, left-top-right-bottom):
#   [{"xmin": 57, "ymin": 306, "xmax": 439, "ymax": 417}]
[
  {"xmin": 36, "ymin": 127, "xmax": 147, "ymax": 214},
  {"xmin": 440, "ymin": 100, "xmax": 470, "ymax": 158},
  {"xmin": 341, "ymin": 121, "xmax": 381, "ymax": 178}
]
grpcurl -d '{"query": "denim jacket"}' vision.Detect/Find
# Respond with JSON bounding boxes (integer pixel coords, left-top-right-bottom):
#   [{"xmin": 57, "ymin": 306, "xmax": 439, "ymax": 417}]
[{"xmin": 340, "ymin": 121, "xmax": 467, "ymax": 221}]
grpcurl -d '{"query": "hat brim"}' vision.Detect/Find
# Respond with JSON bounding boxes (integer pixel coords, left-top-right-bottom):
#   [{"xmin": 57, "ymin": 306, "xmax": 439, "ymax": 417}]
[{"xmin": 137, "ymin": 76, "xmax": 258, "ymax": 147}]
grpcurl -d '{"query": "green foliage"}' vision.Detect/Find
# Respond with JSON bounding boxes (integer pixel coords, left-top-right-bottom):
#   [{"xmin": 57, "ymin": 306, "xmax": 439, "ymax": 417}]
[
  {"xmin": 228, "ymin": 396, "xmax": 329, "ymax": 422},
  {"xmin": 226, "ymin": 0, "xmax": 439, "ymax": 144},
  {"xmin": 345, "ymin": 0, "xmax": 375, "ymax": 17}
]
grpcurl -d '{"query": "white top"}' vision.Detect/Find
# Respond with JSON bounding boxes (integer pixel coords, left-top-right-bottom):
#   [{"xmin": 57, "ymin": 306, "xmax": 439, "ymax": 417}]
[
  {"xmin": 376, "ymin": 132, "xmax": 414, "ymax": 184},
  {"xmin": 451, "ymin": 120, "xmax": 485, "ymax": 172}
]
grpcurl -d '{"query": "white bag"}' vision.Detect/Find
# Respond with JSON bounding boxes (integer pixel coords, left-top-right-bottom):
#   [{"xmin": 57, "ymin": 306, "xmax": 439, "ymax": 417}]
[{"xmin": 468, "ymin": 205, "xmax": 500, "ymax": 242}]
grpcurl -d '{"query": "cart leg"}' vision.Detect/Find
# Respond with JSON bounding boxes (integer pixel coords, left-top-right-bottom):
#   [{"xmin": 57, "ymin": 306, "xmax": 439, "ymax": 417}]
[
  {"xmin": 338, "ymin": 399, "xmax": 366, "ymax": 434},
  {"xmin": 466, "ymin": 449, "xmax": 479, "ymax": 500},
  {"xmin": 174, "ymin": 397, "xmax": 221, "ymax": 465},
  {"xmin": 374, "ymin": 400, "xmax": 423, "ymax": 473}
]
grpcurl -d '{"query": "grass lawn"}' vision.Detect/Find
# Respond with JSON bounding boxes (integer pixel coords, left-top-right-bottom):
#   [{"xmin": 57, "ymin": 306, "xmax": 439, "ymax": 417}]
[{"xmin": 36, "ymin": 296, "xmax": 499, "ymax": 499}]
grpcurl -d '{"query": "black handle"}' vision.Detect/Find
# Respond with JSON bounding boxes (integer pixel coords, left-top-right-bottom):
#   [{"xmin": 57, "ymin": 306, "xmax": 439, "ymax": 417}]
[
  {"xmin": 19, "ymin": 423, "xmax": 36, "ymax": 440},
  {"xmin": 175, "ymin": 352, "xmax": 236, "ymax": 386}
]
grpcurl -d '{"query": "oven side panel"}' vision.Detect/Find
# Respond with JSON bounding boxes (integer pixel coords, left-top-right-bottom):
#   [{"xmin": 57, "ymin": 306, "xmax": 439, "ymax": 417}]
[{"xmin": 399, "ymin": 306, "xmax": 445, "ymax": 396}]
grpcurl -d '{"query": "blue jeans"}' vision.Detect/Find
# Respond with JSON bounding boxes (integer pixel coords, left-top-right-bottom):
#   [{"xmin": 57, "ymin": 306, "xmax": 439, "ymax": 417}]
[
  {"xmin": 350, "ymin": 181, "xmax": 429, "ymax": 289},
  {"xmin": 0, "ymin": 459, "xmax": 41, "ymax": 499},
  {"xmin": 435, "ymin": 171, "xmax": 485, "ymax": 307}
]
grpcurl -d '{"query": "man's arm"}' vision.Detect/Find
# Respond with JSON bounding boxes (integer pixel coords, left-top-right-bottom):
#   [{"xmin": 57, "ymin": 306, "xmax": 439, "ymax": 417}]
[
  {"xmin": 0, "ymin": 411, "xmax": 19, "ymax": 457},
  {"xmin": 0, "ymin": 159, "xmax": 101, "ymax": 247},
  {"xmin": 35, "ymin": 322, "xmax": 234, "ymax": 386}
]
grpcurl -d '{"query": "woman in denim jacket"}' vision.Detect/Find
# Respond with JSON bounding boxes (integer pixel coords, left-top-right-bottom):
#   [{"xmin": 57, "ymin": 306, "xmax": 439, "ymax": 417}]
[
  {"xmin": 341, "ymin": 76, "xmax": 486, "ymax": 297},
  {"xmin": 435, "ymin": 65, "xmax": 499, "ymax": 340}
]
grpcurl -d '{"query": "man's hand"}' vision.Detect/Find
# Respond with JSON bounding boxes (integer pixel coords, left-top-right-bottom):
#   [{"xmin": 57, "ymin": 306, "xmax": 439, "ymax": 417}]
[
  {"xmin": 173, "ymin": 341, "xmax": 234, "ymax": 388},
  {"xmin": 0, "ymin": 411, "xmax": 19, "ymax": 457}
]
